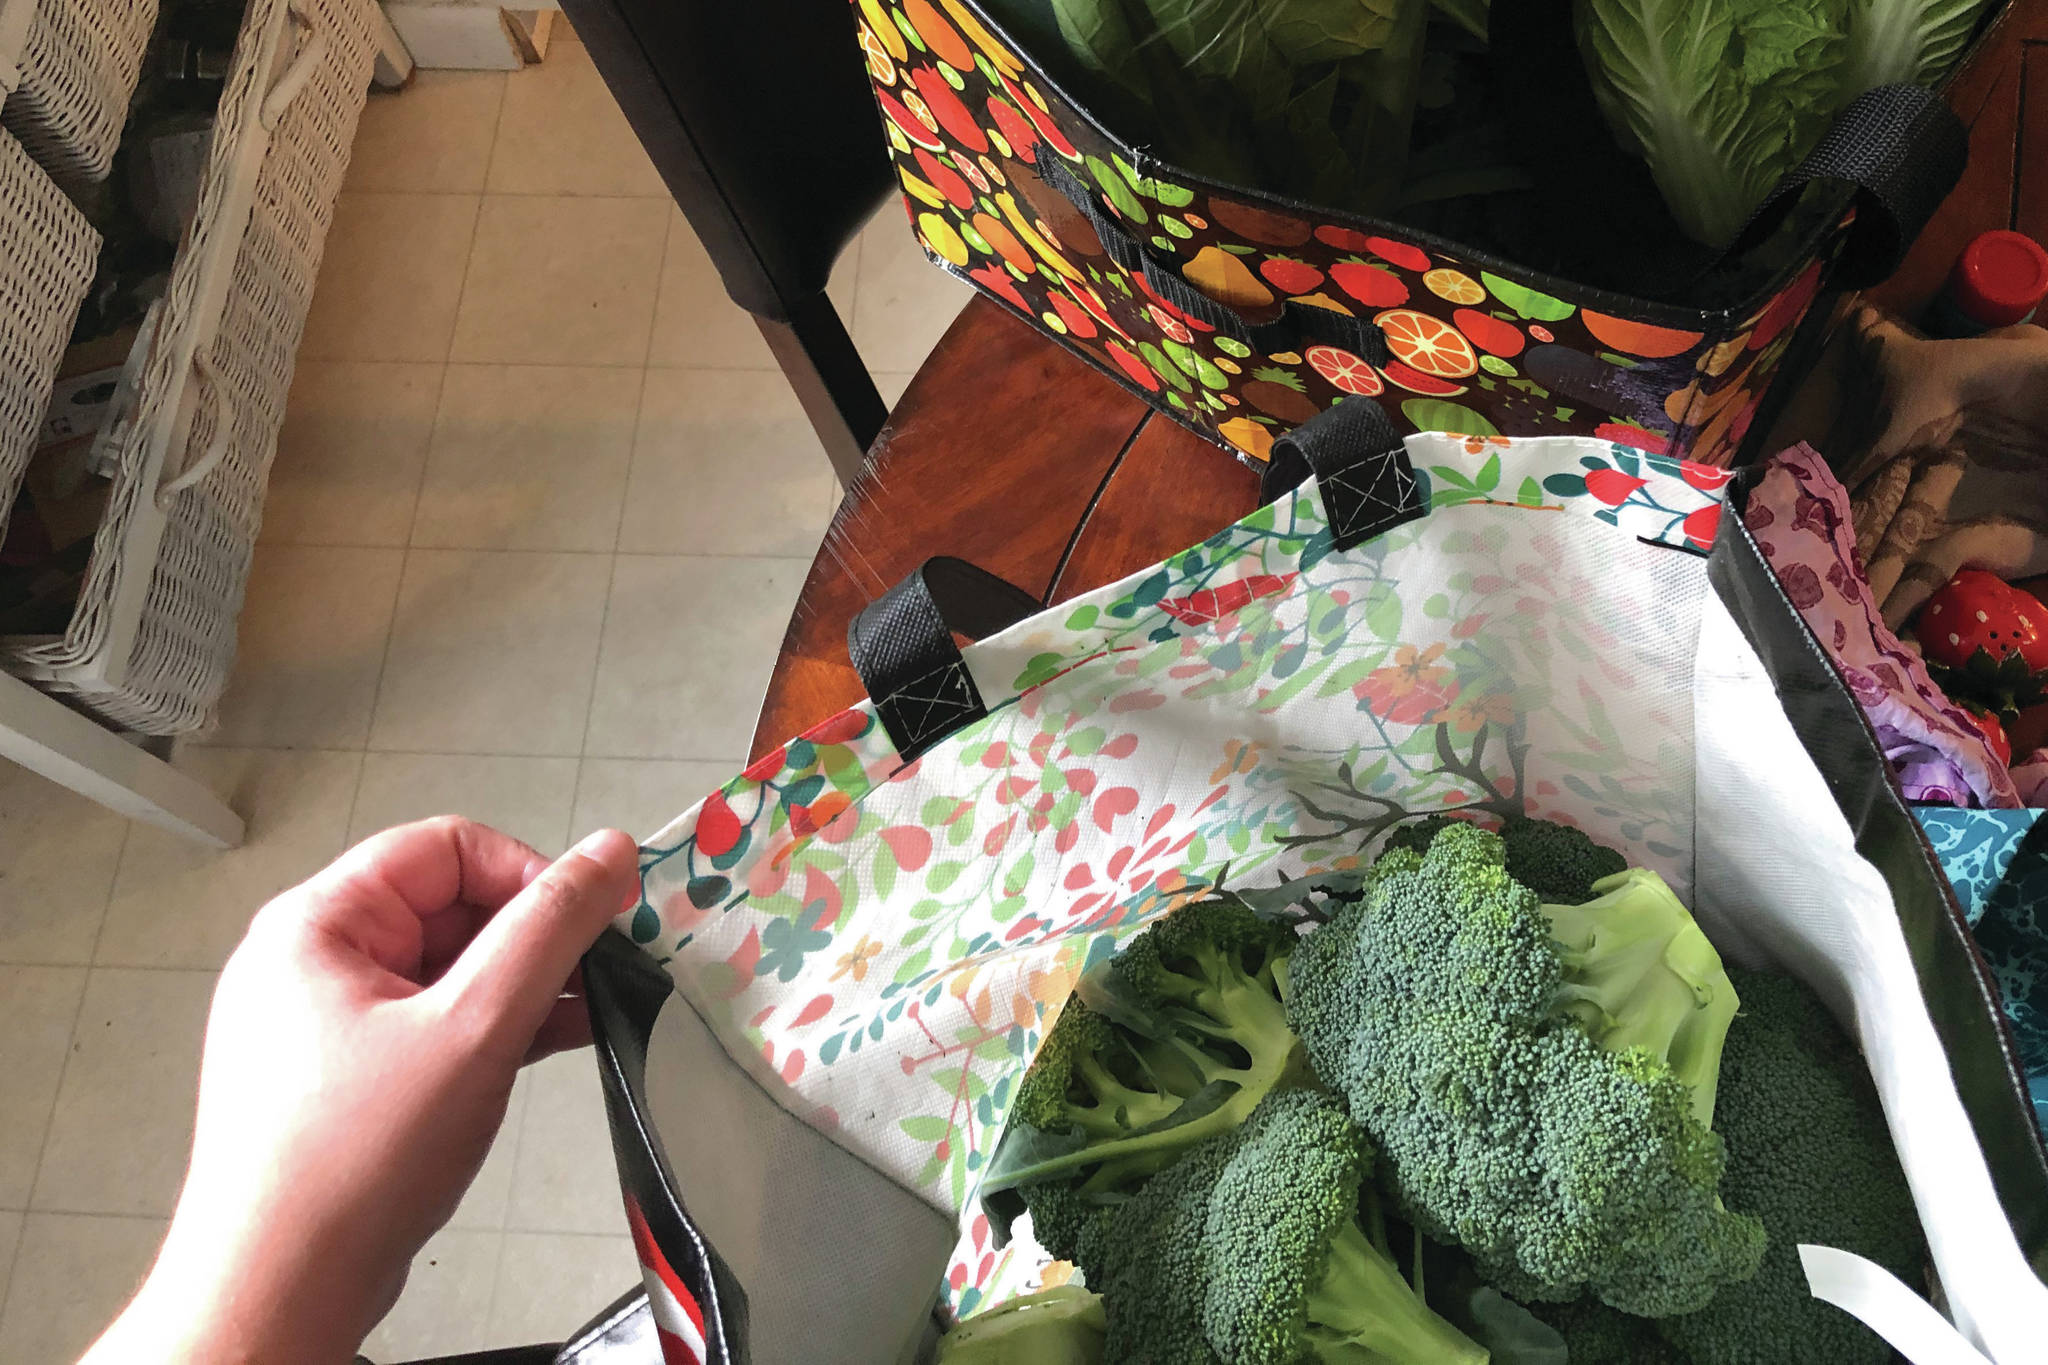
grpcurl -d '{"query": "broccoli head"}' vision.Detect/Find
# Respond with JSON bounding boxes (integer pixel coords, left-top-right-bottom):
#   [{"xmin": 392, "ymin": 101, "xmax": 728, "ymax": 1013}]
[
  {"xmin": 1529, "ymin": 1295, "xmax": 1686, "ymax": 1365},
  {"xmin": 1288, "ymin": 823, "xmax": 1765, "ymax": 1318},
  {"xmin": 1542, "ymin": 867, "xmax": 1741, "ymax": 1125},
  {"xmin": 1076, "ymin": 1087, "xmax": 1488, "ymax": 1365},
  {"xmin": 933, "ymin": 1285, "xmax": 1105, "ymax": 1364},
  {"xmin": 1654, "ymin": 968, "xmax": 1925, "ymax": 1365},
  {"xmin": 1384, "ymin": 813, "xmax": 1627, "ymax": 904},
  {"xmin": 989, "ymin": 898, "xmax": 1305, "ymax": 1258}
]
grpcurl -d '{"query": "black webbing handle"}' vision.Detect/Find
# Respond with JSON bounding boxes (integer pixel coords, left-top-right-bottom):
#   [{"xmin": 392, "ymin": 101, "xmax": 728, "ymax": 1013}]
[
  {"xmin": 1626, "ymin": 82, "xmax": 1971, "ymax": 298},
  {"xmin": 1035, "ymin": 158, "xmax": 1390, "ymax": 365},
  {"xmin": 848, "ymin": 557, "xmax": 1042, "ymax": 761},
  {"xmin": 1259, "ymin": 398, "xmax": 1425, "ymax": 551},
  {"xmin": 1733, "ymin": 82, "xmax": 1968, "ymax": 290}
]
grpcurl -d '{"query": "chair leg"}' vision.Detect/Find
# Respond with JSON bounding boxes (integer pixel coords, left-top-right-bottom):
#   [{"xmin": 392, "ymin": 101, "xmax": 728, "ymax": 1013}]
[{"xmin": 755, "ymin": 296, "xmax": 887, "ymax": 488}]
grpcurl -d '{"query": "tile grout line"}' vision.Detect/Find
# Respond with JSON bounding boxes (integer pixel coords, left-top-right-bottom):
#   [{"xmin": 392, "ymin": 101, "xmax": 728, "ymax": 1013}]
[
  {"xmin": 357, "ymin": 119, "xmax": 488, "ymax": 761},
  {"xmin": 498, "ymin": 1226, "xmax": 633, "ymax": 1241},
  {"xmin": 0, "ymin": 1208, "xmax": 25, "ymax": 1314},
  {"xmin": 157, "ymin": 743, "xmax": 752, "ymax": 765},
  {"xmin": 347, "ymin": 538, "xmax": 419, "ymax": 823},
  {"xmin": 192, "ymin": 545, "xmax": 827, "ymax": 561},
  {"xmin": 575, "ymin": 551, "xmax": 625, "ymax": 764},
  {"xmin": 82, "ymin": 820, "xmax": 136, "ymax": 969},
  {"xmin": 19, "ymin": 963, "xmax": 110, "ymax": 1217},
  {"xmin": 333, "ymin": 189, "xmax": 673, "ymax": 203},
  {"xmin": 1, "ymin": 1206, "xmax": 175, "ymax": 1224},
  {"xmin": 476, "ymin": 68, "xmax": 515, "ymax": 205}
]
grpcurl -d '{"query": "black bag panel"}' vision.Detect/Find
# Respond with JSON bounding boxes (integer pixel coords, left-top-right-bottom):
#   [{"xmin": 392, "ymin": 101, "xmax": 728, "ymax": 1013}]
[{"xmin": 1709, "ymin": 493, "xmax": 2048, "ymax": 1275}]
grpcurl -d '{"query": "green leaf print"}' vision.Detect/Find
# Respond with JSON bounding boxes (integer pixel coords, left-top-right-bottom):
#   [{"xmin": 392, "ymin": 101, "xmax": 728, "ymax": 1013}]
[
  {"xmin": 1363, "ymin": 582, "xmax": 1402, "ymax": 640},
  {"xmin": 899, "ymin": 1115, "xmax": 951, "ymax": 1142}
]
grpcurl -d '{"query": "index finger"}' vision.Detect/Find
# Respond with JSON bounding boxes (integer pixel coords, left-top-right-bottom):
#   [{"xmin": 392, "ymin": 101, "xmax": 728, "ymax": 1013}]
[{"xmin": 309, "ymin": 816, "xmax": 547, "ymax": 923}]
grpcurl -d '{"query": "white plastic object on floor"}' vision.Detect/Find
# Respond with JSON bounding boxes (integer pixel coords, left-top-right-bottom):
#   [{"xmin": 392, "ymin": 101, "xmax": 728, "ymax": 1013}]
[
  {"xmin": 0, "ymin": 126, "xmax": 97, "ymax": 542},
  {"xmin": 0, "ymin": 0, "xmax": 380, "ymax": 734},
  {"xmin": 0, "ymin": 0, "xmax": 157, "ymax": 183}
]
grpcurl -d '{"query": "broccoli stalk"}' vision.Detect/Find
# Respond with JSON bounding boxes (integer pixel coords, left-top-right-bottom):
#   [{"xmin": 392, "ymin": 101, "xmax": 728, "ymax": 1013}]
[
  {"xmin": 985, "ymin": 899, "xmax": 1305, "ymax": 1257},
  {"xmin": 1542, "ymin": 867, "xmax": 1741, "ymax": 1125},
  {"xmin": 1287, "ymin": 823, "xmax": 1765, "ymax": 1318},
  {"xmin": 1079, "ymin": 1087, "xmax": 1488, "ymax": 1365},
  {"xmin": 1302, "ymin": 1213, "xmax": 1483, "ymax": 1363},
  {"xmin": 933, "ymin": 1285, "xmax": 1106, "ymax": 1364}
]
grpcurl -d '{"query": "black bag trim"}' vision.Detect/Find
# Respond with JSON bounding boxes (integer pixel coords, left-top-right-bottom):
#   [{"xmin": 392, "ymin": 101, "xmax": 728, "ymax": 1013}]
[
  {"xmin": 1259, "ymin": 398, "xmax": 1425, "ymax": 550},
  {"xmin": 1037, "ymin": 157, "xmax": 1389, "ymax": 364},
  {"xmin": 583, "ymin": 930, "xmax": 753, "ymax": 1364},
  {"xmin": 848, "ymin": 557, "xmax": 1043, "ymax": 761},
  {"xmin": 1709, "ymin": 493, "xmax": 2048, "ymax": 1272}
]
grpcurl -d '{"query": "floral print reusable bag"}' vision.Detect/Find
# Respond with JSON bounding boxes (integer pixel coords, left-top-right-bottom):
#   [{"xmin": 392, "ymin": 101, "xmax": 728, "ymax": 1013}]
[{"xmin": 582, "ymin": 429, "xmax": 2048, "ymax": 1365}]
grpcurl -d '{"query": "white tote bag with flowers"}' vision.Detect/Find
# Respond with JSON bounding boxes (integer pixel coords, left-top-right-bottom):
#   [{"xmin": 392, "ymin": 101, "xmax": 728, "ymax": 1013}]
[{"xmin": 575, "ymin": 408, "xmax": 2048, "ymax": 1365}]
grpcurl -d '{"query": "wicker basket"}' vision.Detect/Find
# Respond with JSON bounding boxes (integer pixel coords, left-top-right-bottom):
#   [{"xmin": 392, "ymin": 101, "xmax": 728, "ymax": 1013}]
[
  {"xmin": 0, "ymin": 127, "xmax": 97, "ymax": 543},
  {"xmin": 0, "ymin": 0, "xmax": 377, "ymax": 733},
  {"xmin": 0, "ymin": 0, "xmax": 158, "ymax": 184}
]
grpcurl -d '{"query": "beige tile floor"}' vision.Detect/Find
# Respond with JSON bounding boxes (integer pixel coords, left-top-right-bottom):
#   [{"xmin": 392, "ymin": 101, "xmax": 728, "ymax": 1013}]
[{"xmin": 0, "ymin": 31, "xmax": 971, "ymax": 1364}]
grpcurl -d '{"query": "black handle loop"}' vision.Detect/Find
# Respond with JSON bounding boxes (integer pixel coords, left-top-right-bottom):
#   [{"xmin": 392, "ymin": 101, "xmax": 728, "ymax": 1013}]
[
  {"xmin": 1035, "ymin": 158, "xmax": 1390, "ymax": 365},
  {"xmin": 1739, "ymin": 82, "xmax": 1968, "ymax": 290},
  {"xmin": 1625, "ymin": 82, "xmax": 1969, "ymax": 299},
  {"xmin": 1259, "ymin": 398, "xmax": 1425, "ymax": 551},
  {"xmin": 848, "ymin": 557, "xmax": 1042, "ymax": 761}
]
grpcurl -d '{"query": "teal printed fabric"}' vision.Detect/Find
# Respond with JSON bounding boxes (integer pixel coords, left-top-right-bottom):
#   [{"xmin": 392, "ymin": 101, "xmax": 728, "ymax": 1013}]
[{"xmin": 1915, "ymin": 806, "xmax": 2048, "ymax": 1138}]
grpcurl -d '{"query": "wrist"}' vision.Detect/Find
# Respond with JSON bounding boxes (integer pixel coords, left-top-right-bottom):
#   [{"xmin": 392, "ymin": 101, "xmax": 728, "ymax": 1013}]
[{"xmin": 87, "ymin": 1210, "xmax": 379, "ymax": 1365}]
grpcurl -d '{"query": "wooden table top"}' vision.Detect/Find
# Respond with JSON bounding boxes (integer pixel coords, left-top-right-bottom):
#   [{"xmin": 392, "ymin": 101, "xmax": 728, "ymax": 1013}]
[{"xmin": 753, "ymin": 0, "xmax": 2047, "ymax": 757}]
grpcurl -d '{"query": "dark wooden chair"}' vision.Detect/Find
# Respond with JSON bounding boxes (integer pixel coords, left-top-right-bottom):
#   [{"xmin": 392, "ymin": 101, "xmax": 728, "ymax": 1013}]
[{"xmin": 558, "ymin": 0, "xmax": 896, "ymax": 484}]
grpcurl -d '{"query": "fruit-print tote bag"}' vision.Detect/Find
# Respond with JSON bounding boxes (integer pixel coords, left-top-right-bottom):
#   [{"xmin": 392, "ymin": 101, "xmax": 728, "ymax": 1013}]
[
  {"xmin": 578, "ymin": 403, "xmax": 2048, "ymax": 1365},
  {"xmin": 849, "ymin": 0, "xmax": 1989, "ymax": 470}
]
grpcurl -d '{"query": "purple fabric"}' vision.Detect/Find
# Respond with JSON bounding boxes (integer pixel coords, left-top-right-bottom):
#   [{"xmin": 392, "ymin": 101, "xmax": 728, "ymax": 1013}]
[{"xmin": 1747, "ymin": 444, "xmax": 2023, "ymax": 809}]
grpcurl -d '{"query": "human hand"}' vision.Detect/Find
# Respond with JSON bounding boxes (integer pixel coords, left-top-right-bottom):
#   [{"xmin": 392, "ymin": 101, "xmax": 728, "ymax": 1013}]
[{"xmin": 83, "ymin": 818, "xmax": 641, "ymax": 1365}]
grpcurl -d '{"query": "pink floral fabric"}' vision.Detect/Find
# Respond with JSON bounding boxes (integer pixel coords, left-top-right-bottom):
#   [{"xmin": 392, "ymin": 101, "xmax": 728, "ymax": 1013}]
[{"xmin": 1746, "ymin": 444, "xmax": 2022, "ymax": 808}]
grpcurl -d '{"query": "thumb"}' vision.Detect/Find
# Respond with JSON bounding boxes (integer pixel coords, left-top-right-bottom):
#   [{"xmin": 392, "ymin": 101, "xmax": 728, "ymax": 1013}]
[{"xmin": 435, "ymin": 828, "xmax": 639, "ymax": 1052}]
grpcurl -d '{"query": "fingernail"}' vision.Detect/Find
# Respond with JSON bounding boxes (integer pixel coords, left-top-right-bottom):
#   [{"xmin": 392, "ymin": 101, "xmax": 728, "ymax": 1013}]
[{"xmin": 571, "ymin": 828, "xmax": 633, "ymax": 863}]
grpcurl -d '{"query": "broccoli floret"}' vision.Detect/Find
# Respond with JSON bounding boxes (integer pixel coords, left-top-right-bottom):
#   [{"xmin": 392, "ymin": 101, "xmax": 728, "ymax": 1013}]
[
  {"xmin": 1288, "ymin": 823, "xmax": 1765, "ymax": 1318},
  {"xmin": 1542, "ymin": 867, "xmax": 1741, "ymax": 1125},
  {"xmin": 1530, "ymin": 1296, "xmax": 1686, "ymax": 1364},
  {"xmin": 1655, "ymin": 968, "xmax": 1925, "ymax": 1365},
  {"xmin": 1076, "ymin": 1088, "xmax": 1488, "ymax": 1365},
  {"xmin": 1385, "ymin": 813, "xmax": 1627, "ymax": 904},
  {"xmin": 934, "ymin": 1285, "xmax": 1105, "ymax": 1364},
  {"xmin": 993, "ymin": 899, "xmax": 1304, "ymax": 1257}
]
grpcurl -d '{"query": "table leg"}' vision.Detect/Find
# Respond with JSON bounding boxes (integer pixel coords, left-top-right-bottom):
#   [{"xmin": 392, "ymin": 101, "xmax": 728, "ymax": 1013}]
[
  {"xmin": 0, "ymin": 672, "xmax": 244, "ymax": 849},
  {"xmin": 370, "ymin": 1, "xmax": 416, "ymax": 90}
]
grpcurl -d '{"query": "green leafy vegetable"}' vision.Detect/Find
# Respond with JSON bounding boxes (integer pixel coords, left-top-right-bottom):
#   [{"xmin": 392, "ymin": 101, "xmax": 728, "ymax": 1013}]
[
  {"xmin": 1841, "ymin": 0, "xmax": 1993, "ymax": 89},
  {"xmin": 1574, "ymin": 0, "xmax": 1993, "ymax": 246},
  {"xmin": 1572, "ymin": 0, "xmax": 1847, "ymax": 247}
]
